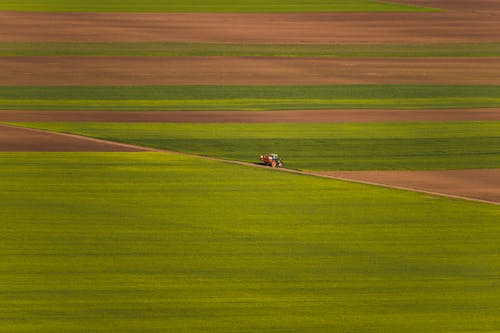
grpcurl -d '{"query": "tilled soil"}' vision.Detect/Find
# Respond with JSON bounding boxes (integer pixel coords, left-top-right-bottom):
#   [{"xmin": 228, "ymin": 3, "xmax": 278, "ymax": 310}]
[
  {"xmin": 0, "ymin": 124, "xmax": 147, "ymax": 151},
  {"xmin": 1, "ymin": 10, "xmax": 499, "ymax": 44},
  {"xmin": 1, "ymin": 109, "xmax": 499, "ymax": 122},
  {"xmin": 317, "ymin": 169, "xmax": 500, "ymax": 204},
  {"xmin": 2, "ymin": 56, "xmax": 500, "ymax": 85}
]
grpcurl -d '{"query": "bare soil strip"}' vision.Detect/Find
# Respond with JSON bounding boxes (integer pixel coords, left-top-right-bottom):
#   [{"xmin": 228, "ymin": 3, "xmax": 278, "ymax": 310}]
[
  {"xmin": 0, "ymin": 123, "xmax": 146, "ymax": 151},
  {"xmin": 1, "ymin": 10, "xmax": 499, "ymax": 44},
  {"xmin": 1, "ymin": 109, "xmax": 499, "ymax": 123},
  {"xmin": 2, "ymin": 123, "xmax": 497, "ymax": 205},
  {"xmin": 316, "ymin": 170, "xmax": 500, "ymax": 204},
  {"xmin": 2, "ymin": 56, "xmax": 500, "ymax": 85}
]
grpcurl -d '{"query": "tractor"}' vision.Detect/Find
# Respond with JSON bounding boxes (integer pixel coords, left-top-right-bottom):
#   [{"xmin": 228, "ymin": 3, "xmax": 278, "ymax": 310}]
[{"xmin": 260, "ymin": 153, "xmax": 284, "ymax": 168}]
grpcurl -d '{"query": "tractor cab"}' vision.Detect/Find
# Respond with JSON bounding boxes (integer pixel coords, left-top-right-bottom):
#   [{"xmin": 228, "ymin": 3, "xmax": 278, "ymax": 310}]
[{"xmin": 259, "ymin": 153, "xmax": 284, "ymax": 168}]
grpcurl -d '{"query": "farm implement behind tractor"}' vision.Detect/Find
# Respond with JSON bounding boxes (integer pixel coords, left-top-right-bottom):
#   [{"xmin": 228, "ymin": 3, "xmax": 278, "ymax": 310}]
[{"xmin": 260, "ymin": 153, "xmax": 284, "ymax": 168}]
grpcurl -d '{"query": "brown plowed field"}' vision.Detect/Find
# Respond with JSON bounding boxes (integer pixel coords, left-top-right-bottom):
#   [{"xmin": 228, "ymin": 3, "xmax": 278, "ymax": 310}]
[
  {"xmin": 2, "ymin": 56, "xmax": 500, "ymax": 85},
  {"xmin": 0, "ymin": 124, "xmax": 146, "ymax": 151},
  {"xmin": 1, "ymin": 109, "xmax": 499, "ymax": 123},
  {"xmin": 1, "ymin": 9, "xmax": 499, "ymax": 44},
  {"xmin": 318, "ymin": 169, "xmax": 500, "ymax": 204}
]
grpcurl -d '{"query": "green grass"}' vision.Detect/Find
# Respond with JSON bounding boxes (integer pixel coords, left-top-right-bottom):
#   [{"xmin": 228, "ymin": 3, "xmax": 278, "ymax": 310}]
[
  {"xmin": 0, "ymin": 0, "xmax": 438, "ymax": 13},
  {"xmin": 1, "ymin": 152, "xmax": 499, "ymax": 332},
  {"xmin": 14, "ymin": 122, "xmax": 500, "ymax": 170},
  {"xmin": 2, "ymin": 85, "xmax": 500, "ymax": 111},
  {"xmin": 3, "ymin": 42, "xmax": 499, "ymax": 57}
]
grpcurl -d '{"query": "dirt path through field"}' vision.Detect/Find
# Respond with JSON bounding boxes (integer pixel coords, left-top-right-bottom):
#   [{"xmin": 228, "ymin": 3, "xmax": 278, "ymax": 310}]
[
  {"xmin": 317, "ymin": 170, "xmax": 500, "ymax": 204},
  {"xmin": 2, "ymin": 56, "xmax": 500, "ymax": 85},
  {"xmin": 1, "ymin": 109, "xmax": 499, "ymax": 122},
  {"xmin": 0, "ymin": 123, "xmax": 147, "ymax": 151},
  {"xmin": 1, "ymin": 10, "xmax": 499, "ymax": 44}
]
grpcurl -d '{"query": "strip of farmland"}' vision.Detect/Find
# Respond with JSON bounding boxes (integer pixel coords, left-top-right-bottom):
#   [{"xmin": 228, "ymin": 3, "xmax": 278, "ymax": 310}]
[
  {"xmin": 2, "ymin": 57, "xmax": 500, "ymax": 86},
  {"xmin": 14, "ymin": 121, "xmax": 500, "ymax": 171},
  {"xmin": 2, "ymin": 42, "xmax": 500, "ymax": 57},
  {"xmin": 0, "ymin": 85, "xmax": 499, "ymax": 111},
  {"xmin": 1, "ymin": 11, "xmax": 498, "ymax": 44},
  {"xmin": 318, "ymin": 169, "xmax": 500, "ymax": 204},
  {"xmin": 1, "ymin": 109, "xmax": 499, "ymax": 123},
  {"xmin": 0, "ymin": 123, "xmax": 146, "ymax": 151},
  {"xmin": 0, "ymin": 0, "xmax": 437, "ymax": 13}
]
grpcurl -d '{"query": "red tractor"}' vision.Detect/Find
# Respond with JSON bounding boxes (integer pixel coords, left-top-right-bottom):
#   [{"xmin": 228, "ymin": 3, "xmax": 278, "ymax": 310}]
[{"xmin": 260, "ymin": 153, "xmax": 284, "ymax": 168}]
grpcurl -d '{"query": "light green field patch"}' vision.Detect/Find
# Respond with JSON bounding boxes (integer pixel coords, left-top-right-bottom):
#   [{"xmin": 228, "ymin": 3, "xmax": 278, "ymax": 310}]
[
  {"xmin": 0, "ymin": 152, "xmax": 499, "ymax": 332},
  {"xmin": 14, "ymin": 122, "xmax": 500, "ymax": 170},
  {"xmin": 3, "ymin": 97, "xmax": 500, "ymax": 111},
  {"xmin": 1, "ymin": 85, "xmax": 499, "ymax": 111},
  {"xmin": 3, "ymin": 42, "xmax": 498, "ymax": 57},
  {"xmin": 0, "ymin": 0, "xmax": 438, "ymax": 13}
]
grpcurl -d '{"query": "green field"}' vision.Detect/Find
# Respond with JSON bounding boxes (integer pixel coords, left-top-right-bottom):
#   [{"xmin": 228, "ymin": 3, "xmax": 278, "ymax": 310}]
[
  {"xmin": 0, "ymin": 0, "xmax": 438, "ymax": 13},
  {"xmin": 2, "ymin": 85, "xmax": 500, "ymax": 111},
  {"xmin": 14, "ymin": 122, "xmax": 500, "ymax": 170},
  {"xmin": 3, "ymin": 42, "xmax": 498, "ymax": 57},
  {"xmin": 1, "ymin": 152, "xmax": 499, "ymax": 332}
]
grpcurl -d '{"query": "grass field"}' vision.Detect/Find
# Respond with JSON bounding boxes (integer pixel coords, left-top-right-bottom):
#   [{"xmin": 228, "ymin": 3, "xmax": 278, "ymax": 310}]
[
  {"xmin": 2, "ymin": 85, "xmax": 500, "ymax": 111},
  {"xmin": 0, "ymin": 0, "xmax": 438, "ymax": 13},
  {"xmin": 14, "ymin": 122, "xmax": 500, "ymax": 170},
  {"xmin": 1, "ymin": 0, "xmax": 497, "ymax": 330},
  {"xmin": 3, "ymin": 42, "xmax": 499, "ymax": 57},
  {"xmin": 1, "ymin": 152, "xmax": 499, "ymax": 332}
]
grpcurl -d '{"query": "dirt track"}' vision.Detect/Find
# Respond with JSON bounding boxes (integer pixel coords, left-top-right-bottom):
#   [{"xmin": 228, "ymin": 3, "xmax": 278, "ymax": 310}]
[
  {"xmin": 318, "ymin": 169, "xmax": 500, "ymax": 204},
  {"xmin": 1, "ymin": 109, "xmax": 499, "ymax": 123},
  {"xmin": 0, "ymin": 123, "xmax": 146, "ymax": 151},
  {"xmin": 1, "ymin": 8, "xmax": 500, "ymax": 44},
  {"xmin": 2, "ymin": 56, "xmax": 500, "ymax": 85}
]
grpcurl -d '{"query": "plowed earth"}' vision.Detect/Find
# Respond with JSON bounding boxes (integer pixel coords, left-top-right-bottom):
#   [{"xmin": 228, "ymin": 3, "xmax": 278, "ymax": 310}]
[
  {"xmin": 0, "ymin": 124, "xmax": 146, "ymax": 151},
  {"xmin": 318, "ymin": 169, "xmax": 500, "ymax": 204},
  {"xmin": 1, "ymin": 9, "xmax": 499, "ymax": 44},
  {"xmin": 1, "ymin": 109, "xmax": 499, "ymax": 122},
  {"xmin": 2, "ymin": 56, "xmax": 500, "ymax": 85}
]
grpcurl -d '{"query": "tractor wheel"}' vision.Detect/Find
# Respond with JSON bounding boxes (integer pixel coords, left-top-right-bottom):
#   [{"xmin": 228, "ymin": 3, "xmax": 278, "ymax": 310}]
[
  {"xmin": 278, "ymin": 162, "xmax": 283, "ymax": 168},
  {"xmin": 271, "ymin": 161, "xmax": 277, "ymax": 168}
]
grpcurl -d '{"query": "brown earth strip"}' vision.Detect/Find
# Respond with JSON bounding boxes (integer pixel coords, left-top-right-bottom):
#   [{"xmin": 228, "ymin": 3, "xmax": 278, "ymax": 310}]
[
  {"xmin": 1, "ymin": 10, "xmax": 500, "ymax": 44},
  {"xmin": 316, "ymin": 169, "xmax": 500, "ymax": 204},
  {"xmin": 0, "ymin": 123, "xmax": 146, "ymax": 151},
  {"xmin": 2, "ymin": 56, "xmax": 500, "ymax": 85},
  {"xmin": 1, "ymin": 109, "xmax": 500, "ymax": 123}
]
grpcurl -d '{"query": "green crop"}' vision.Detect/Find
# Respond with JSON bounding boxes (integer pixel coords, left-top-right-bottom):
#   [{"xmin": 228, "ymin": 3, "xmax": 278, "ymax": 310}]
[
  {"xmin": 0, "ymin": 0, "xmax": 438, "ymax": 13},
  {"xmin": 14, "ymin": 121, "xmax": 500, "ymax": 170},
  {"xmin": 0, "ymin": 152, "xmax": 498, "ymax": 332},
  {"xmin": 1, "ymin": 85, "xmax": 499, "ymax": 111},
  {"xmin": 3, "ymin": 42, "xmax": 498, "ymax": 57}
]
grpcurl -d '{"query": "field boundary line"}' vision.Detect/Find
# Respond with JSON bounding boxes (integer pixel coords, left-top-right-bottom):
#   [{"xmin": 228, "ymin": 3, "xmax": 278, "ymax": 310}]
[{"xmin": 2, "ymin": 122, "xmax": 498, "ymax": 206}]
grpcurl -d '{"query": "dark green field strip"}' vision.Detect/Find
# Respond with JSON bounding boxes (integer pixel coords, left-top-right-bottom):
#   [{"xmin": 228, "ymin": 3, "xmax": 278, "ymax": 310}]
[
  {"xmin": 15, "ymin": 122, "xmax": 500, "ymax": 171},
  {"xmin": 0, "ymin": 0, "xmax": 438, "ymax": 13},
  {"xmin": 1, "ymin": 153, "xmax": 499, "ymax": 332},
  {"xmin": 3, "ymin": 42, "xmax": 498, "ymax": 57},
  {"xmin": 2, "ymin": 85, "xmax": 500, "ymax": 111}
]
